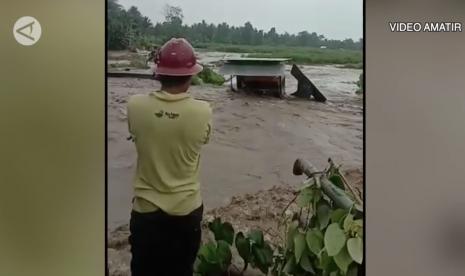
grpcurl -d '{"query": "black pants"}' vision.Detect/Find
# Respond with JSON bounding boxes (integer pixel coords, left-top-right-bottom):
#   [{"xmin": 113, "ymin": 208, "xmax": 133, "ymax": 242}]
[{"xmin": 129, "ymin": 205, "xmax": 203, "ymax": 276}]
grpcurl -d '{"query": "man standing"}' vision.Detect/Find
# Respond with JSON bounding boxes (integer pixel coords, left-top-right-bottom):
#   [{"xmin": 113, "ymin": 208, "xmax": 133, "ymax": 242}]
[
  {"xmin": 127, "ymin": 38, "xmax": 211, "ymax": 276},
  {"xmin": 145, "ymin": 45, "xmax": 158, "ymax": 66}
]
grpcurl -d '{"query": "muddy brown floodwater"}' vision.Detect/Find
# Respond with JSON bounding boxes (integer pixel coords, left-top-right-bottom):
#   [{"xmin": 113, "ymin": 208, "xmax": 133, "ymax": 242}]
[{"xmin": 107, "ymin": 52, "xmax": 363, "ymax": 231}]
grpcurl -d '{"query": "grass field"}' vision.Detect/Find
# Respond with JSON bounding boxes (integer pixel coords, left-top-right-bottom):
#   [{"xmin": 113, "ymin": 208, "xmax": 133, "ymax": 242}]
[{"xmin": 195, "ymin": 43, "xmax": 363, "ymax": 66}]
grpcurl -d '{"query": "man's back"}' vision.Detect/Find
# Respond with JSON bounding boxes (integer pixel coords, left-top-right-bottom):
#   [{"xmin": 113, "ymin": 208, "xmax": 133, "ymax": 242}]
[{"xmin": 127, "ymin": 91, "xmax": 212, "ymax": 215}]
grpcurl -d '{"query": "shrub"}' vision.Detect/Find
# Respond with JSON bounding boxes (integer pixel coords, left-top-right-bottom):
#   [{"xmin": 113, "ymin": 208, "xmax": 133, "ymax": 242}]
[
  {"xmin": 197, "ymin": 67, "xmax": 225, "ymax": 86},
  {"xmin": 195, "ymin": 159, "xmax": 364, "ymax": 276}
]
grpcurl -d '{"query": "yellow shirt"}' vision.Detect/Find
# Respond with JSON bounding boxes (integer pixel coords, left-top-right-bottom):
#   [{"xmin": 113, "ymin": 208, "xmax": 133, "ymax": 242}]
[{"xmin": 127, "ymin": 91, "xmax": 212, "ymax": 215}]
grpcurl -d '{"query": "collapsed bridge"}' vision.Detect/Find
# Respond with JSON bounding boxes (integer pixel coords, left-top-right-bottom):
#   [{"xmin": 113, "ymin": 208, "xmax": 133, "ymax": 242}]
[{"xmin": 219, "ymin": 58, "xmax": 327, "ymax": 102}]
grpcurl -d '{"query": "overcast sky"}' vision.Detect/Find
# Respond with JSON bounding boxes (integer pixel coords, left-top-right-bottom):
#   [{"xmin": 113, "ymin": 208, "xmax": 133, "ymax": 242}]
[{"xmin": 117, "ymin": 0, "xmax": 363, "ymax": 40}]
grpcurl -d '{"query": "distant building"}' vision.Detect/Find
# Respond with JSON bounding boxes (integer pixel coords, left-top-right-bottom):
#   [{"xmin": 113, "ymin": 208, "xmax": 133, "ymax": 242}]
[{"xmin": 320, "ymin": 46, "xmax": 327, "ymax": 49}]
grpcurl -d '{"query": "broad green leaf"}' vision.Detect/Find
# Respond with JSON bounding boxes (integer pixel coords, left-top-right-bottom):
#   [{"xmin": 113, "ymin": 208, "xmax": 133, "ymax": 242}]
[
  {"xmin": 194, "ymin": 257, "xmax": 207, "ymax": 274},
  {"xmin": 330, "ymin": 209, "xmax": 347, "ymax": 224},
  {"xmin": 198, "ymin": 242, "xmax": 218, "ymax": 264},
  {"xmin": 317, "ymin": 200, "xmax": 331, "ymax": 229},
  {"xmin": 262, "ymin": 243, "xmax": 274, "ymax": 264},
  {"xmin": 286, "ymin": 220, "xmax": 299, "ymax": 250},
  {"xmin": 194, "ymin": 257, "xmax": 223, "ymax": 275},
  {"xmin": 352, "ymin": 219, "xmax": 363, "ymax": 237},
  {"xmin": 283, "ymin": 256, "xmax": 297, "ymax": 274},
  {"xmin": 235, "ymin": 232, "xmax": 251, "ymax": 263},
  {"xmin": 300, "ymin": 253, "xmax": 315, "ymax": 274},
  {"xmin": 221, "ymin": 222, "xmax": 235, "ymax": 245},
  {"xmin": 328, "ymin": 259, "xmax": 340, "ymax": 275},
  {"xmin": 347, "ymin": 237, "xmax": 363, "ymax": 264},
  {"xmin": 216, "ymin": 240, "xmax": 232, "ymax": 270},
  {"xmin": 329, "ymin": 174, "xmax": 345, "ymax": 190},
  {"xmin": 343, "ymin": 214, "xmax": 354, "ymax": 232},
  {"xmin": 208, "ymin": 218, "xmax": 222, "ymax": 235},
  {"xmin": 318, "ymin": 250, "xmax": 332, "ymax": 270},
  {"xmin": 333, "ymin": 246, "xmax": 353, "ymax": 274},
  {"xmin": 306, "ymin": 229, "xmax": 324, "ymax": 255},
  {"xmin": 324, "ymin": 223, "xmax": 346, "ymax": 256},
  {"xmin": 353, "ymin": 219, "xmax": 363, "ymax": 228},
  {"xmin": 297, "ymin": 187, "xmax": 314, "ymax": 207},
  {"xmin": 309, "ymin": 215, "xmax": 319, "ymax": 229},
  {"xmin": 208, "ymin": 218, "xmax": 235, "ymax": 245},
  {"xmin": 249, "ymin": 229, "xmax": 264, "ymax": 247},
  {"xmin": 353, "ymin": 219, "xmax": 363, "ymax": 233},
  {"xmin": 294, "ymin": 232, "xmax": 306, "ymax": 262},
  {"xmin": 251, "ymin": 244, "xmax": 272, "ymax": 274}
]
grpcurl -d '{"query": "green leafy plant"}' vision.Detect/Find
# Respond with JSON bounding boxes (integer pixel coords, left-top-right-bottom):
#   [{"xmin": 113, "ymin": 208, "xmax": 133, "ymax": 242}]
[
  {"xmin": 237, "ymin": 230, "xmax": 274, "ymax": 274},
  {"xmin": 195, "ymin": 218, "xmax": 234, "ymax": 276},
  {"xmin": 196, "ymin": 218, "xmax": 274, "ymax": 276},
  {"xmin": 209, "ymin": 218, "xmax": 235, "ymax": 245},
  {"xmin": 272, "ymin": 159, "xmax": 363, "ymax": 276},
  {"xmin": 197, "ymin": 67, "xmax": 225, "ymax": 86},
  {"xmin": 196, "ymin": 158, "xmax": 363, "ymax": 276},
  {"xmin": 191, "ymin": 75, "xmax": 204, "ymax": 86},
  {"xmin": 196, "ymin": 240, "xmax": 232, "ymax": 275}
]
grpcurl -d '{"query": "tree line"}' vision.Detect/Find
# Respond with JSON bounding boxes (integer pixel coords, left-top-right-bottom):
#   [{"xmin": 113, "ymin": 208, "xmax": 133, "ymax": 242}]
[{"xmin": 108, "ymin": 0, "xmax": 362, "ymax": 51}]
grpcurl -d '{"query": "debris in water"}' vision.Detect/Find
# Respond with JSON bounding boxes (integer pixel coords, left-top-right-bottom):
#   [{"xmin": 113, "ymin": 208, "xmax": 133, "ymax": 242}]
[{"xmin": 291, "ymin": 64, "xmax": 327, "ymax": 102}]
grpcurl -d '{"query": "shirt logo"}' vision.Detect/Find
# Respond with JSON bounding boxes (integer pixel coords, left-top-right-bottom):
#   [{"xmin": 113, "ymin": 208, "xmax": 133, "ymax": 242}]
[
  {"xmin": 154, "ymin": 110, "xmax": 180, "ymax": 119},
  {"xmin": 155, "ymin": 110, "xmax": 164, "ymax": 118}
]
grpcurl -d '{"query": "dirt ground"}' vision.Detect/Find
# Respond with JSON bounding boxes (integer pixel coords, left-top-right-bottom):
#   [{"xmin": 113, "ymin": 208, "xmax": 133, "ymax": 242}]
[{"xmin": 107, "ymin": 51, "xmax": 363, "ymax": 275}]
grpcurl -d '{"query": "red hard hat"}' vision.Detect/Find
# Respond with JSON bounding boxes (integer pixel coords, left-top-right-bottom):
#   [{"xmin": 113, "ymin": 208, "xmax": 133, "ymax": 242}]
[{"xmin": 154, "ymin": 38, "xmax": 203, "ymax": 76}]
